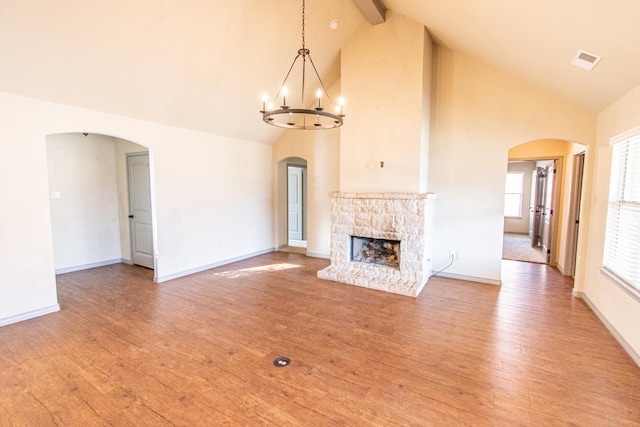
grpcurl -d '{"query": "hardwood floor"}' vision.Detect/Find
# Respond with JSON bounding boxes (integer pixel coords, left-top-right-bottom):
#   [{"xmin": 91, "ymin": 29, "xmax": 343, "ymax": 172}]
[{"xmin": 1, "ymin": 253, "xmax": 638, "ymax": 426}]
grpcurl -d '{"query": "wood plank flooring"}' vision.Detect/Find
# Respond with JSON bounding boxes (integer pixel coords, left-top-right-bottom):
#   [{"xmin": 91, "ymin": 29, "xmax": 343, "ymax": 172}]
[{"xmin": 0, "ymin": 253, "xmax": 638, "ymax": 426}]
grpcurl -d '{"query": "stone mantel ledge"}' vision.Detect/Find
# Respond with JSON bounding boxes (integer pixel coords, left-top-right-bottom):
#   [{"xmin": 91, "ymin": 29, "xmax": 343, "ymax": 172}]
[{"xmin": 328, "ymin": 192, "xmax": 436, "ymax": 200}]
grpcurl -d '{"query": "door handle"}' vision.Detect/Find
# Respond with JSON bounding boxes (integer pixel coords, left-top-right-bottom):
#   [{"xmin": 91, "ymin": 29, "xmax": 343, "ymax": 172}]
[{"xmin": 128, "ymin": 214, "xmax": 134, "ymax": 219}]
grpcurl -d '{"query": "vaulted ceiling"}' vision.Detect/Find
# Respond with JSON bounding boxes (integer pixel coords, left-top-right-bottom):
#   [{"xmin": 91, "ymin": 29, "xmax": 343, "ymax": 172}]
[
  {"xmin": 1, "ymin": 0, "xmax": 639, "ymax": 145},
  {"xmin": 386, "ymin": 0, "xmax": 640, "ymax": 115}
]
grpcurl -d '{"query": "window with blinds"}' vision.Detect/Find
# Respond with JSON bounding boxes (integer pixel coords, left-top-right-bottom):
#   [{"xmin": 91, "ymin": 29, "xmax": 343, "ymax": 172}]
[
  {"xmin": 504, "ymin": 172, "xmax": 524, "ymax": 217},
  {"xmin": 603, "ymin": 127, "xmax": 640, "ymax": 292}
]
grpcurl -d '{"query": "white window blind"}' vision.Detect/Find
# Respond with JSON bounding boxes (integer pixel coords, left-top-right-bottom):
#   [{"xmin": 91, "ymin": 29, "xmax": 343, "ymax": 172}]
[
  {"xmin": 504, "ymin": 172, "xmax": 524, "ymax": 217},
  {"xmin": 603, "ymin": 127, "xmax": 640, "ymax": 291}
]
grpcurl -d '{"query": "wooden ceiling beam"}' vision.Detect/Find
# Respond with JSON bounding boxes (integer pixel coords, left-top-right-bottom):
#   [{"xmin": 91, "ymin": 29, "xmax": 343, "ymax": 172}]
[{"xmin": 352, "ymin": 0, "xmax": 386, "ymax": 25}]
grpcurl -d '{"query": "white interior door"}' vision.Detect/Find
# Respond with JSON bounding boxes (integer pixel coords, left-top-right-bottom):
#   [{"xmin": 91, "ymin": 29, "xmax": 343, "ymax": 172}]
[
  {"xmin": 541, "ymin": 161, "xmax": 556, "ymax": 262},
  {"xmin": 529, "ymin": 170, "xmax": 536, "ymax": 238},
  {"xmin": 568, "ymin": 153, "xmax": 585, "ymax": 277},
  {"xmin": 127, "ymin": 153, "xmax": 154, "ymax": 269},
  {"xmin": 531, "ymin": 167, "xmax": 546, "ymax": 248},
  {"xmin": 288, "ymin": 166, "xmax": 303, "ymax": 242}
]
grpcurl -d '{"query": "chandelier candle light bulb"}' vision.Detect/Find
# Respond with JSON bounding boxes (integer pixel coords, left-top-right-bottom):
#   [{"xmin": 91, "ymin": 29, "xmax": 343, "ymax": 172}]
[
  {"xmin": 316, "ymin": 89, "xmax": 322, "ymax": 110},
  {"xmin": 336, "ymin": 97, "xmax": 345, "ymax": 115}
]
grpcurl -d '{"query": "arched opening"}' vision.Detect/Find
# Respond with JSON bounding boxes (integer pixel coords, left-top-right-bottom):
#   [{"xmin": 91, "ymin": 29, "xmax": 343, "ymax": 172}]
[
  {"xmin": 502, "ymin": 138, "xmax": 587, "ymax": 276},
  {"xmin": 45, "ymin": 132, "xmax": 156, "ymax": 275},
  {"xmin": 276, "ymin": 156, "xmax": 308, "ymax": 254}
]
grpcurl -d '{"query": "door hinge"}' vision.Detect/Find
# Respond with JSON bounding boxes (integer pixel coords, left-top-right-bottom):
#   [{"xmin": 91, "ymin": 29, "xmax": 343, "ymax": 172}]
[{"xmin": 547, "ymin": 249, "xmax": 551, "ymax": 254}]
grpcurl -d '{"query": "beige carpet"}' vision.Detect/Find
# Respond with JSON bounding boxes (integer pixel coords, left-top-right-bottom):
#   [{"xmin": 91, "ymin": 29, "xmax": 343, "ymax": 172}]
[{"xmin": 502, "ymin": 233, "xmax": 546, "ymax": 263}]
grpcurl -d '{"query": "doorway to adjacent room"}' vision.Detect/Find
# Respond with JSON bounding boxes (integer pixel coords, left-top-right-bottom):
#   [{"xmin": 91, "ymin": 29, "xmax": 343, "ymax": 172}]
[{"xmin": 503, "ymin": 158, "xmax": 559, "ymax": 265}]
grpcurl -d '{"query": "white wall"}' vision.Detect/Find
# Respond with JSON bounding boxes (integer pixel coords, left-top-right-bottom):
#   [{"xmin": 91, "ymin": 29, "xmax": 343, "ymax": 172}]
[
  {"xmin": 429, "ymin": 47, "xmax": 596, "ymax": 283},
  {"xmin": 0, "ymin": 91, "xmax": 273, "ymax": 325},
  {"xmin": 578, "ymin": 82, "xmax": 640, "ymax": 361},
  {"xmin": 47, "ymin": 133, "xmax": 122, "ymax": 271},
  {"xmin": 340, "ymin": 12, "xmax": 432, "ymax": 193}
]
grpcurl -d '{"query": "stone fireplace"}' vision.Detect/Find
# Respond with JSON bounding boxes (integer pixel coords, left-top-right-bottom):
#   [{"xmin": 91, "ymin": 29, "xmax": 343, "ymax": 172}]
[
  {"xmin": 318, "ymin": 192, "xmax": 435, "ymax": 297},
  {"xmin": 320, "ymin": 13, "xmax": 435, "ymax": 297}
]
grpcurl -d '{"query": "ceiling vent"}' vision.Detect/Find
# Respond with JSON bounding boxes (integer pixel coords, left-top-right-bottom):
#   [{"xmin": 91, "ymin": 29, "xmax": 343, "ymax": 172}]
[{"xmin": 571, "ymin": 50, "xmax": 602, "ymax": 71}]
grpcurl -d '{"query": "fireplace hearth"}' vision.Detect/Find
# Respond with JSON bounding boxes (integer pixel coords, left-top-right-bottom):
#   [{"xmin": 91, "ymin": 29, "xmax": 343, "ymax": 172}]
[{"xmin": 318, "ymin": 192, "xmax": 435, "ymax": 297}]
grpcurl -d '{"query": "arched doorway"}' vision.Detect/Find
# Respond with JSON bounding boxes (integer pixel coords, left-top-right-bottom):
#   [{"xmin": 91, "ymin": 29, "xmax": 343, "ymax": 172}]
[
  {"xmin": 503, "ymin": 158, "xmax": 558, "ymax": 264},
  {"xmin": 276, "ymin": 156, "xmax": 308, "ymax": 254},
  {"xmin": 503, "ymin": 139, "xmax": 586, "ymax": 275},
  {"xmin": 46, "ymin": 132, "xmax": 155, "ymax": 273}
]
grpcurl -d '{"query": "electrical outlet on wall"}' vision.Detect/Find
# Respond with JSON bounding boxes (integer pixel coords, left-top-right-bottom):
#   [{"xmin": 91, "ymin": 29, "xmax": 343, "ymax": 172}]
[{"xmin": 448, "ymin": 251, "xmax": 460, "ymax": 260}]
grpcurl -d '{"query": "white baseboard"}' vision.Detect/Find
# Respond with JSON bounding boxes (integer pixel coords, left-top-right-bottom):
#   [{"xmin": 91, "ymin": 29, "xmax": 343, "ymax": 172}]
[
  {"xmin": 306, "ymin": 252, "xmax": 330, "ymax": 259},
  {"xmin": 0, "ymin": 304, "xmax": 60, "ymax": 327},
  {"xmin": 574, "ymin": 291, "xmax": 640, "ymax": 368},
  {"xmin": 55, "ymin": 259, "xmax": 124, "ymax": 275},
  {"xmin": 431, "ymin": 271, "xmax": 501, "ymax": 286},
  {"xmin": 288, "ymin": 239, "xmax": 307, "ymax": 248},
  {"xmin": 155, "ymin": 248, "xmax": 274, "ymax": 283}
]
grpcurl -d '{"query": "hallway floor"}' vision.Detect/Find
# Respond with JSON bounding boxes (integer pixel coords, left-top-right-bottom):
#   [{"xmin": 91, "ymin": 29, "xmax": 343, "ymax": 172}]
[{"xmin": 502, "ymin": 232, "xmax": 547, "ymax": 263}]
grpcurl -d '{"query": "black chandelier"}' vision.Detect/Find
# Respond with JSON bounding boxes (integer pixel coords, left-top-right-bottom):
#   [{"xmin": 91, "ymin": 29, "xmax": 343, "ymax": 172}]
[{"xmin": 260, "ymin": 0, "xmax": 345, "ymax": 130}]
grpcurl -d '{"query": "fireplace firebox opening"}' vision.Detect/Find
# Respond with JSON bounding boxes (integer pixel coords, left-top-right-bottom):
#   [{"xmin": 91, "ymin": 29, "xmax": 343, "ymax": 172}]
[{"xmin": 351, "ymin": 236, "xmax": 400, "ymax": 269}]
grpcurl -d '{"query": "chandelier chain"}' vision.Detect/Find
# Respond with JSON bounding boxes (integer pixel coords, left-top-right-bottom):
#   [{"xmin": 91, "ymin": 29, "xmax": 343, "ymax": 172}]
[{"xmin": 301, "ymin": 0, "xmax": 305, "ymax": 50}]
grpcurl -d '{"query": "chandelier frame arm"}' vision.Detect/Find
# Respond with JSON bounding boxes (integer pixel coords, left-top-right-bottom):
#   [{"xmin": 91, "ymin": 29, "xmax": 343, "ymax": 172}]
[
  {"xmin": 301, "ymin": 53, "xmax": 306, "ymax": 106},
  {"xmin": 306, "ymin": 52, "xmax": 337, "ymax": 113},
  {"xmin": 273, "ymin": 53, "xmax": 303, "ymax": 106}
]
